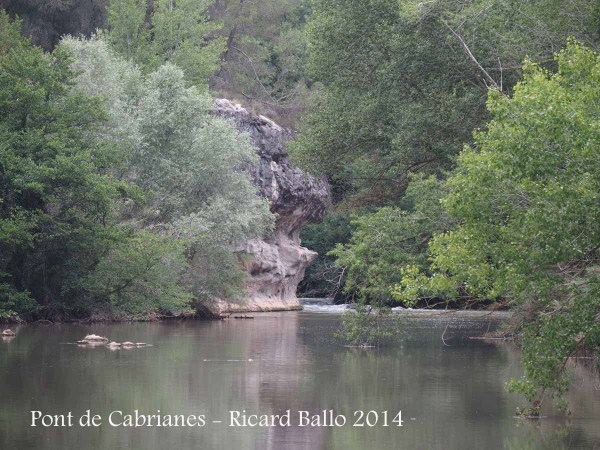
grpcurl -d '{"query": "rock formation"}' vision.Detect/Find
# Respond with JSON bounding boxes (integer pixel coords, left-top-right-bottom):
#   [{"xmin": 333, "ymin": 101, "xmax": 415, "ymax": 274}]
[{"xmin": 210, "ymin": 99, "xmax": 330, "ymax": 313}]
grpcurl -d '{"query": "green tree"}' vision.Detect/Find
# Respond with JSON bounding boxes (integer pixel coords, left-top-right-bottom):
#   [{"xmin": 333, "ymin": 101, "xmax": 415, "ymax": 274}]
[
  {"xmin": 292, "ymin": 0, "xmax": 598, "ymax": 206},
  {"xmin": 107, "ymin": 0, "xmax": 223, "ymax": 88},
  {"xmin": 82, "ymin": 231, "xmax": 192, "ymax": 315},
  {"xmin": 61, "ymin": 36, "xmax": 274, "ymax": 308},
  {"xmin": 331, "ymin": 175, "xmax": 451, "ymax": 304},
  {"xmin": 106, "ymin": 0, "xmax": 151, "ymax": 63},
  {"xmin": 395, "ymin": 42, "xmax": 600, "ymax": 409},
  {"xmin": 210, "ymin": 0, "xmax": 311, "ymax": 125},
  {"xmin": 0, "ymin": 13, "xmax": 124, "ymax": 317},
  {"xmin": 292, "ymin": 0, "xmax": 485, "ymax": 205},
  {"xmin": 293, "ymin": 0, "xmax": 599, "ymax": 303}
]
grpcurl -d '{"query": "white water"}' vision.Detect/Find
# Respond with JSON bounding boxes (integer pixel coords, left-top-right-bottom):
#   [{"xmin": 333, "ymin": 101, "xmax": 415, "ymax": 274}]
[
  {"xmin": 299, "ymin": 299, "xmax": 512, "ymax": 319},
  {"xmin": 301, "ymin": 304, "xmax": 351, "ymax": 313}
]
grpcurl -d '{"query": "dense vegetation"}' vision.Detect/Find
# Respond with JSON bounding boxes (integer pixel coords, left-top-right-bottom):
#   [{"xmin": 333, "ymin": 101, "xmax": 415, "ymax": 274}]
[
  {"xmin": 292, "ymin": 0, "xmax": 599, "ymax": 408},
  {"xmin": 394, "ymin": 43, "xmax": 600, "ymax": 410},
  {"xmin": 0, "ymin": 12, "xmax": 272, "ymax": 320},
  {"xmin": 295, "ymin": 0, "xmax": 600, "ymax": 299},
  {"xmin": 1, "ymin": 0, "xmax": 599, "ymax": 410}
]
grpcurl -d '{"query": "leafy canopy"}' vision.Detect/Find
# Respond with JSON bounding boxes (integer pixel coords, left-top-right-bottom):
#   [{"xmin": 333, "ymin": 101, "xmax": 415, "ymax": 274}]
[
  {"xmin": 395, "ymin": 42, "xmax": 600, "ymax": 406},
  {"xmin": 107, "ymin": 0, "xmax": 224, "ymax": 88},
  {"xmin": 292, "ymin": 0, "xmax": 599, "ymax": 206},
  {"xmin": 61, "ymin": 36, "xmax": 274, "ymax": 306},
  {"xmin": 330, "ymin": 175, "xmax": 451, "ymax": 304},
  {"xmin": 0, "ymin": 12, "xmax": 154, "ymax": 318}
]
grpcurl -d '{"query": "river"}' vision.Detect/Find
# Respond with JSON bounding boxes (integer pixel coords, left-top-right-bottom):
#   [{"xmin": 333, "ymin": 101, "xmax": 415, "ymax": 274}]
[{"xmin": 1, "ymin": 311, "xmax": 599, "ymax": 449}]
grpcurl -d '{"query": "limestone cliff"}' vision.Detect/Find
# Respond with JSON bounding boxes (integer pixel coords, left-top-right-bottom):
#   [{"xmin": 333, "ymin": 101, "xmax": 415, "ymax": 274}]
[{"xmin": 210, "ymin": 99, "xmax": 330, "ymax": 313}]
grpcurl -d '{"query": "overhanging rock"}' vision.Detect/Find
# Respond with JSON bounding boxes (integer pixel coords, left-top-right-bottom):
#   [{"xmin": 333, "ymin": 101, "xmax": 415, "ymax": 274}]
[{"xmin": 208, "ymin": 99, "xmax": 330, "ymax": 313}]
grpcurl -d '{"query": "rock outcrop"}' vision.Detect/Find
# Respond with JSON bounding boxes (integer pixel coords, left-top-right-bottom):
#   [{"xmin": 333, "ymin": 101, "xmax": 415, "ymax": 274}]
[{"xmin": 210, "ymin": 99, "xmax": 330, "ymax": 313}]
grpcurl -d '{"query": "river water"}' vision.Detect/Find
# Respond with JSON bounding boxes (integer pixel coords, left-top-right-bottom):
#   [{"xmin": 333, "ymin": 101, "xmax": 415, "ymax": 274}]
[{"xmin": 1, "ymin": 311, "xmax": 599, "ymax": 450}]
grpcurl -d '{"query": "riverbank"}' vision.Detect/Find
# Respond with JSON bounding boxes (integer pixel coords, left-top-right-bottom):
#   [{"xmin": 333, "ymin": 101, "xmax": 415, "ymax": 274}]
[
  {"xmin": 1, "ymin": 297, "xmax": 513, "ymax": 324},
  {"xmin": 1, "ymin": 305, "xmax": 512, "ymax": 324}
]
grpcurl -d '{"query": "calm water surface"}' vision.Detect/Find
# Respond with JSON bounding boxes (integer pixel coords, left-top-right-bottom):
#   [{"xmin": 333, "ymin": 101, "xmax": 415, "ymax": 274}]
[{"xmin": 1, "ymin": 312, "xmax": 599, "ymax": 450}]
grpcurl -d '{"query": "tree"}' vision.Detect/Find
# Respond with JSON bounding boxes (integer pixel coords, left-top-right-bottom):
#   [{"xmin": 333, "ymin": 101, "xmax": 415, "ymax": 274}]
[
  {"xmin": 292, "ymin": 0, "xmax": 599, "ymax": 207},
  {"xmin": 61, "ymin": 36, "xmax": 274, "ymax": 308},
  {"xmin": 210, "ymin": 0, "xmax": 311, "ymax": 125},
  {"xmin": 395, "ymin": 42, "xmax": 600, "ymax": 410},
  {"xmin": 330, "ymin": 175, "xmax": 451, "ymax": 304},
  {"xmin": 291, "ymin": 0, "xmax": 485, "ymax": 206},
  {"xmin": 0, "ymin": 12, "xmax": 270, "ymax": 320},
  {"xmin": 107, "ymin": 0, "xmax": 224, "ymax": 88},
  {"xmin": 0, "ymin": 12, "xmax": 165, "ymax": 319},
  {"xmin": 293, "ymin": 0, "xmax": 600, "ymax": 302},
  {"xmin": 106, "ymin": 0, "xmax": 150, "ymax": 63}
]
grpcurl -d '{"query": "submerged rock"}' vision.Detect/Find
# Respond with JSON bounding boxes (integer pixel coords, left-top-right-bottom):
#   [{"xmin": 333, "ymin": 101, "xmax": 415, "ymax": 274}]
[{"xmin": 209, "ymin": 100, "xmax": 330, "ymax": 314}]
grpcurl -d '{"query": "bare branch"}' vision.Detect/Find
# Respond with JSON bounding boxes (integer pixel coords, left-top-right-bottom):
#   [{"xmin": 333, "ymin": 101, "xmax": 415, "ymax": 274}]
[
  {"xmin": 230, "ymin": 45, "xmax": 274, "ymax": 100},
  {"xmin": 441, "ymin": 19, "xmax": 506, "ymax": 95}
]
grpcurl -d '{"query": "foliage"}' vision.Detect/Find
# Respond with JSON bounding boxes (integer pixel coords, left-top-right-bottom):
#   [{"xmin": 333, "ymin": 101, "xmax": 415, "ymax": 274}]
[
  {"xmin": 0, "ymin": 12, "xmax": 137, "ymax": 318},
  {"xmin": 335, "ymin": 302, "xmax": 402, "ymax": 347},
  {"xmin": 291, "ymin": 0, "xmax": 482, "ymax": 205},
  {"xmin": 0, "ymin": 277, "xmax": 36, "ymax": 319},
  {"xmin": 83, "ymin": 231, "xmax": 192, "ymax": 316},
  {"xmin": 106, "ymin": 0, "xmax": 150, "ymax": 63},
  {"xmin": 395, "ymin": 42, "xmax": 600, "ymax": 406},
  {"xmin": 330, "ymin": 175, "xmax": 451, "ymax": 304},
  {"xmin": 292, "ymin": 0, "xmax": 599, "ymax": 206},
  {"xmin": 210, "ymin": 0, "xmax": 311, "ymax": 125},
  {"xmin": 297, "ymin": 211, "xmax": 354, "ymax": 298},
  {"xmin": 0, "ymin": 10, "xmax": 28, "ymax": 52},
  {"xmin": 0, "ymin": 13, "xmax": 272, "ymax": 320},
  {"xmin": 60, "ymin": 36, "xmax": 274, "ymax": 306},
  {"xmin": 107, "ymin": 0, "xmax": 224, "ymax": 88}
]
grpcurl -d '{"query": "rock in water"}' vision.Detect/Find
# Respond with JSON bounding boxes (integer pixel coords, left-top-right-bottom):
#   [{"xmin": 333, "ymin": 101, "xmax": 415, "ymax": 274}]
[
  {"xmin": 81, "ymin": 334, "xmax": 108, "ymax": 342},
  {"xmin": 2, "ymin": 329, "xmax": 16, "ymax": 337},
  {"xmin": 209, "ymin": 100, "xmax": 330, "ymax": 314}
]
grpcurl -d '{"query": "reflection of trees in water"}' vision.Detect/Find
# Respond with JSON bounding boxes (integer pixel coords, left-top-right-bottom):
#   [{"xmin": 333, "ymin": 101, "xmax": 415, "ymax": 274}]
[
  {"xmin": 503, "ymin": 423, "xmax": 594, "ymax": 450},
  {"xmin": 295, "ymin": 316, "xmax": 600, "ymax": 450},
  {"xmin": 486, "ymin": 340, "xmax": 600, "ymax": 449},
  {"xmin": 0, "ymin": 317, "xmax": 326, "ymax": 450},
  {"xmin": 566, "ymin": 359, "xmax": 600, "ymax": 413},
  {"xmin": 1, "ymin": 316, "xmax": 599, "ymax": 450},
  {"xmin": 292, "ymin": 318, "xmax": 518, "ymax": 449}
]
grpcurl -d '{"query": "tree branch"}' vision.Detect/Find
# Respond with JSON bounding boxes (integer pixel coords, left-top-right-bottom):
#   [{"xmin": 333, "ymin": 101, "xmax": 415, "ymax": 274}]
[{"xmin": 441, "ymin": 19, "xmax": 505, "ymax": 94}]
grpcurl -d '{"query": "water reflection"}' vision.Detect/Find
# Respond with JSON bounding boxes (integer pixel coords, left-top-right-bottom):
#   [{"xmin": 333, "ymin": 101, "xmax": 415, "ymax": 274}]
[{"xmin": 0, "ymin": 313, "xmax": 598, "ymax": 450}]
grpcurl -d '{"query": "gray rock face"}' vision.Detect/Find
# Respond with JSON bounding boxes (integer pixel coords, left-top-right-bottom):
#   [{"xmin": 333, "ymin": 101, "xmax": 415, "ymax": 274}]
[{"xmin": 211, "ymin": 99, "xmax": 330, "ymax": 312}]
